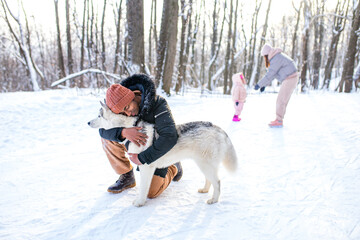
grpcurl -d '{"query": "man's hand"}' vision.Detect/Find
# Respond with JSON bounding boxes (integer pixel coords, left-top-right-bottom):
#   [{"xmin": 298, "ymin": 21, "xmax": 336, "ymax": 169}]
[
  {"xmin": 128, "ymin": 153, "xmax": 142, "ymax": 165},
  {"xmin": 122, "ymin": 127, "xmax": 148, "ymax": 147}
]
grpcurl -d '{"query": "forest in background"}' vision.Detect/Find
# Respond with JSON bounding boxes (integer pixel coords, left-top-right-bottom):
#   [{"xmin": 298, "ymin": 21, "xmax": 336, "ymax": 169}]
[{"xmin": 0, "ymin": 0, "xmax": 359, "ymax": 94}]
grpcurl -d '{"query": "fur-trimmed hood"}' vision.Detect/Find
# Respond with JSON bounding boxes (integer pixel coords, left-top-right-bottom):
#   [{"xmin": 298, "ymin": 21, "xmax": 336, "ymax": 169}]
[{"xmin": 121, "ymin": 74, "xmax": 156, "ymax": 118}]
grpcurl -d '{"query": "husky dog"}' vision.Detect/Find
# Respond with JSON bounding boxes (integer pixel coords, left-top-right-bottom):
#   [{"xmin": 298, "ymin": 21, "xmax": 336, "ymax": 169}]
[{"xmin": 88, "ymin": 102, "xmax": 238, "ymax": 207}]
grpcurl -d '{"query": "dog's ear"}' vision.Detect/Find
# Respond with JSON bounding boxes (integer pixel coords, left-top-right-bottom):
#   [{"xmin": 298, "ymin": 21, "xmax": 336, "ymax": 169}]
[{"xmin": 100, "ymin": 100, "xmax": 109, "ymax": 110}]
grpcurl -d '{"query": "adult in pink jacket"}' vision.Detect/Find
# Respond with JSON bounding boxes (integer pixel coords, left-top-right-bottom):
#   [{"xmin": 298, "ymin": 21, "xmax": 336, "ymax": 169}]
[
  {"xmin": 231, "ymin": 72, "xmax": 247, "ymax": 122},
  {"xmin": 254, "ymin": 43, "xmax": 299, "ymax": 128}
]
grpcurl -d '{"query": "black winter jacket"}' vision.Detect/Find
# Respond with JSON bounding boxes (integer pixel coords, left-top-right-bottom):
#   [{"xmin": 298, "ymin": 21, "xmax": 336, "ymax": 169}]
[{"xmin": 99, "ymin": 74, "xmax": 178, "ymax": 177}]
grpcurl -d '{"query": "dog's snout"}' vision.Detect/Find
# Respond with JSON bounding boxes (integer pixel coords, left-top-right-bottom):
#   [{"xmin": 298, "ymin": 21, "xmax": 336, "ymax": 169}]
[{"xmin": 87, "ymin": 122, "xmax": 90, "ymax": 126}]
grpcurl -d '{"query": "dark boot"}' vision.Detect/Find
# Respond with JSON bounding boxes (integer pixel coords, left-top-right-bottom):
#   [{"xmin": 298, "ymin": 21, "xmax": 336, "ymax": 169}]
[
  {"xmin": 173, "ymin": 162, "xmax": 183, "ymax": 182},
  {"xmin": 107, "ymin": 169, "xmax": 136, "ymax": 193}
]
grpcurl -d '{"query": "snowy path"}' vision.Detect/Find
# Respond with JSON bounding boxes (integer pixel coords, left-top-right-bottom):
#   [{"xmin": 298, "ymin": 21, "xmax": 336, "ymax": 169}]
[{"xmin": 0, "ymin": 89, "xmax": 359, "ymax": 240}]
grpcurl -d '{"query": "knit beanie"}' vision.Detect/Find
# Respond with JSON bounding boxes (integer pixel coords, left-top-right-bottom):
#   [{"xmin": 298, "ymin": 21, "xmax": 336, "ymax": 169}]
[
  {"xmin": 105, "ymin": 84, "xmax": 135, "ymax": 114},
  {"xmin": 261, "ymin": 43, "xmax": 273, "ymax": 56}
]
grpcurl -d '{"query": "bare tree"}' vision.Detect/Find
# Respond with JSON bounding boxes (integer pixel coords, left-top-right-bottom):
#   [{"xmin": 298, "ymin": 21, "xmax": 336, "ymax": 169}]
[
  {"xmin": 66, "ymin": 0, "xmax": 74, "ymax": 77},
  {"xmin": 223, "ymin": 0, "xmax": 233, "ymax": 94},
  {"xmin": 126, "ymin": 0, "xmax": 145, "ymax": 73},
  {"xmin": 54, "ymin": 0, "xmax": 66, "ymax": 80},
  {"xmin": 229, "ymin": 0, "xmax": 239, "ymax": 92},
  {"xmin": 311, "ymin": 0, "xmax": 325, "ymax": 89},
  {"xmin": 175, "ymin": 0, "xmax": 190, "ymax": 93},
  {"xmin": 200, "ymin": 0, "xmax": 206, "ymax": 89},
  {"xmin": 86, "ymin": 0, "xmax": 95, "ymax": 86},
  {"xmin": 190, "ymin": 4, "xmax": 200, "ymax": 68},
  {"xmin": 300, "ymin": 0, "xmax": 311, "ymax": 92},
  {"xmin": 254, "ymin": 0, "xmax": 272, "ymax": 85},
  {"xmin": 1, "ymin": 0, "xmax": 42, "ymax": 91},
  {"xmin": 148, "ymin": 0, "xmax": 157, "ymax": 74},
  {"xmin": 291, "ymin": 1, "xmax": 303, "ymax": 62},
  {"xmin": 207, "ymin": 0, "xmax": 226, "ymax": 90},
  {"xmin": 240, "ymin": 3, "xmax": 248, "ymax": 81},
  {"xmin": 211, "ymin": 0, "xmax": 219, "ymax": 62},
  {"xmin": 155, "ymin": 0, "xmax": 179, "ymax": 95},
  {"xmin": 337, "ymin": 0, "xmax": 360, "ymax": 93},
  {"xmin": 323, "ymin": 0, "xmax": 349, "ymax": 89},
  {"xmin": 155, "ymin": 0, "xmax": 179, "ymax": 93},
  {"xmin": 245, "ymin": 0, "xmax": 262, "ymax": 82},
  {"xmin": 100, "ymin": 0, "xmax": 107, "ymax": 71},
  {"xmin": 79, "ymin": 0, "xmax": 87, "ymax": 87},
  {"xmin": 113, "ymin": 0, "xmax": 123, "ymax": 74}
]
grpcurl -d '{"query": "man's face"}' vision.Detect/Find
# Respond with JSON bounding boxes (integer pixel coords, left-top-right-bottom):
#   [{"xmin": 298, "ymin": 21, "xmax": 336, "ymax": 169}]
[{"xmin": 121, "ymin": 100, "xmax": 139, "ymax": 116}]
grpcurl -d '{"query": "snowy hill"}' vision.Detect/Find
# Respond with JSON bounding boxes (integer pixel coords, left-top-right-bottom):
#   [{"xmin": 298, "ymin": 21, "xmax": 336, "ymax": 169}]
[{"xmin": 0, "ymin": 89, "xmax": 360, "ymax": 240}]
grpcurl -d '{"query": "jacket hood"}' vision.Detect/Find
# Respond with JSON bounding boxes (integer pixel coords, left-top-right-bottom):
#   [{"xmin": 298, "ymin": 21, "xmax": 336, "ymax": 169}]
[
  {"xmin": 121, "ymin": 74, "xmax": 156, "ymax": 118},
  {"xmin": 232, "ymin": 72, "xmax": 246, "ymax": 85},
  {"xmin": 268, "ymin": 48, "xmax": 283, "ymax": 60}
]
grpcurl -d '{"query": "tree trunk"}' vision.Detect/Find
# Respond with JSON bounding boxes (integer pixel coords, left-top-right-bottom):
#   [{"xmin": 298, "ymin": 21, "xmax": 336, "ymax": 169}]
[
  {"xmin": 54, "ymin": 0, "xmax": 66, "ymax": 79},
  {"xmin": 152, "ymin": 0, "xmax": 158, "ymax": 48},
  {"xmin": 175, "ymin": 0, "xmax": 189, "ymax": 93},
  {"xmin": 191, "ymin": 7, "xmax": 200, "ymax": 69},
  {"xmin": 240, "ymin": 6, "xmax": 248, "ymax": 80},
  {"xmin": 155, "ymin": 0, "xmax": 169, "ymax": 87},
  {"xmin": 224, "ymin": 0, "xmax": 233, "ymax": 94},
  {"xmin": 254, "ymin": 0, "xmax": 272, "ymax": 85},
  {"xmin": 311, "ymin": 0, "xmax": 324, "ymax": 90},
  {"xmin": 291, "ymin": 2, "xmax": 302, "ymax": 62},
  {"xmin": 338, "ymin": 0, "xmax": 360, "ymax": 93},
  {"xmin": 246, "ymin": 0, "xmax": 261, "ymax": 83},
  {"xmin": 126, "ymin": 0, "xmax": 145, "ymax": 73},
  {"xmin": 79, "ymin": 0, "xmax": 87, "ymax": 87},
  {"xmin": 208, "ymin": 0, "xmax": 219, "ymax": 88},
  {"xmin": 323, "ymin": 0, "xmax": 349, "ymax": 89},
  {"xmin": 207, "ymin": 1, "xmax": 226, "ymax": 90},
  {"xmin": 1, "ymin": 0, "xmax": 41, "ymax": 91},
  {"xmin": 161, "ymin": 0, "xmax": 179, "ymax": 95},
  {"xmin": 300, "ymin": 0, "xmax": 311, "ymax": 92},
  {"xmin": 184, "ymin": 0, "xmax": 193, "ymax": 87},
  {"xmin": 229, "ymin": 0, "xmax": 239, "ymax": 92},
  {"xmin": 86, "ymin": 0, "xmax": 96, "ymax": 87},
  {"xmin": 148, "ymin": 0, "xmax": 155, "ymax": 73},
  {"xmin": 66, "ymin": 0, "xmax": 74, "ymax": 78},
  {"xmin": 200, "ymin": 0, "xmax": 206, "ymax": 90},
  {"xmin": 113, "ymin": 0, "xmax": 123, "ymax": 74},
  {"xmin": 211, "ymin": 0, "xmax": 219, "ymax": 60},
  {"xmin": 100, "ymin": 0, "xmax": 107, "ymax": 71}
]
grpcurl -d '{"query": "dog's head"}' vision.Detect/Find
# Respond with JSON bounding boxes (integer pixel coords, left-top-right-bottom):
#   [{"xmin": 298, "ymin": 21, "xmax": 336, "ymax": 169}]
[
  {"xmin": 88, "ymin": 101, "xmax": 136, "ymax": 129},
  {"xmin": 88, "ymin": 101, "xmax": 113, "ymax": 129}
]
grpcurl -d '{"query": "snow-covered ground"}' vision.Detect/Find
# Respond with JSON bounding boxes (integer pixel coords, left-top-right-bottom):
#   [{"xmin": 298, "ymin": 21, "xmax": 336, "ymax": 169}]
[{"xmin": 0, "ymin": 88, "xmax": 359, "ymax": 240}]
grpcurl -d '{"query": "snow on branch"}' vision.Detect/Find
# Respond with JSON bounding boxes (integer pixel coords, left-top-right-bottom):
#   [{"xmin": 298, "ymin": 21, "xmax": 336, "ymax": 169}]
[
  {"xmin": 51, "ymin": 69, "xmax": 121, "ymax": 87},
  {"xmin": 210, "ymin": 47, "xmax": 246, "ymax": 83}
]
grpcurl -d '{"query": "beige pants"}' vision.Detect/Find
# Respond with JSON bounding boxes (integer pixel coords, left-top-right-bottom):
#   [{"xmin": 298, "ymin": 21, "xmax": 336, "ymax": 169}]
[
  {"xmin": 276, "ymin": 74, "xmax": 299, "ymax": 121},
  {"xmin": 101, "ymin": 138, "xmax": 177, "ymax": 198}
]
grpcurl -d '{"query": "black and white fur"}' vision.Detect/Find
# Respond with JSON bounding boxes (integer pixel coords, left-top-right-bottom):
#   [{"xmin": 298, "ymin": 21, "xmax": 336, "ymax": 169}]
[{"xmin": 88, "ymin": 102, "xmax": 238, "ymax": 207}]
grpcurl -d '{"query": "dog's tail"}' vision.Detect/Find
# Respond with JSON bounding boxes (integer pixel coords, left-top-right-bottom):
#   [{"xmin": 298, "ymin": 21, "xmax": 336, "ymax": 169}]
[{"xmin": 222, "ymin": 137, "xmax": 238, "ymax": 173}]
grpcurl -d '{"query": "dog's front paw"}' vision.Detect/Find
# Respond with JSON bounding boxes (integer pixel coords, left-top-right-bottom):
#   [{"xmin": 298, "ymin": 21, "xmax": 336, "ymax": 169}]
[
  {"xmin": 206, "ymin": 198, "xmax": 218, "ymax": 204},
  {"xmin": 133, "ymin": 198, "xmax": 146, "ymax": 207}
]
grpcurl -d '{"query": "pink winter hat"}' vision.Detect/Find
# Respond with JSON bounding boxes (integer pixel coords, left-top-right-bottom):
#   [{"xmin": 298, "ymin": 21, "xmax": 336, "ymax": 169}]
[{"xmin": 261, "ymin": 43, "xmax": 273, "ymax": 56}]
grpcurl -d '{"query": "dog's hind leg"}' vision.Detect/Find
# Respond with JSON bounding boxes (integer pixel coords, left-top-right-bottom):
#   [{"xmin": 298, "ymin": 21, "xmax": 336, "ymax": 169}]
[
  {"xmin": 207, "ymin": 178, "xmax": 220, "ymax": 204},
  {"xmin": 196, "ymin": 162, "xmax": 221, "ymax": 204},
  {"xmin": 133, "ymin": 165, "xmax": 156, "ymax": 207},
  {"xmin": 198, "ymin": 179, "xmax": 211, "ymax": 193}
]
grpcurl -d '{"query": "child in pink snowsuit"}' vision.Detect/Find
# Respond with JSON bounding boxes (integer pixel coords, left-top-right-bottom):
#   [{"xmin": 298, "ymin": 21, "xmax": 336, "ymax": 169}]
[{"xmin": 231, "ymin": 72, "xmax": 247, "ymax": 122}]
